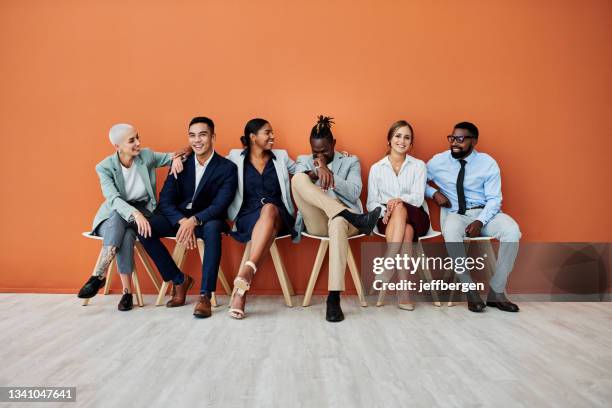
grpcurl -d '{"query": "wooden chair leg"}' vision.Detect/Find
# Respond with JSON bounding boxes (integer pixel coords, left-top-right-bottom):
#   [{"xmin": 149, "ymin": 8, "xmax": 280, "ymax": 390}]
[
  {"xmin": 156, "ymin": 243, "xmax": 187, "ymax": 306},
  {"xmin": 155, "ymin": 281, "xmax": 170, "ymax": 306},
  {"xmin": 273, "ymin": 242, "xmax": 295, "ymax": 296},
  {"xmin": 82, "ymin": 250, "xmax": 104, "ymax": 306},
  {"xmin": 135, "ymin": 242, "xmax": 161, "ymax": 292},
  {"xmin": 217, "ymin": 268, "xmax": 232, "ymax": 296},
  {"xmin": 448, "ymin": 241, "xmax": 471, "ymax": 307},
  {"xmin": 483, "ymin": 240, "xmax": 497, "ymax": 283},
  {"xmin": 270, "ymin": 241, "xmax": 293, "ymax": 307},
  {"xmin": 416, "ymin": 241, "xmax": 441, "ymax": 307},
  {"xmin": 302, "ymin": 240, "xmax": 328, "ymax": 307},
  {"xmin": 239, "ymin": 242, "xmax": 251, "ymax": 273},
  {"xmin": 131, "ymin": 269, "xmax": 144, "ymax": 307},
  {"xmin": 347, "ymin": 246, "xmax": 368, "ymax": 307}
]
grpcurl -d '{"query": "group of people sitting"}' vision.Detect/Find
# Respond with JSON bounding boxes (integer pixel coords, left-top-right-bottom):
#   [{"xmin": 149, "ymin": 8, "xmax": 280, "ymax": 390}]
[{"xmin": 77, "ymin": 115, "xmax": 521, "ymax": 322}]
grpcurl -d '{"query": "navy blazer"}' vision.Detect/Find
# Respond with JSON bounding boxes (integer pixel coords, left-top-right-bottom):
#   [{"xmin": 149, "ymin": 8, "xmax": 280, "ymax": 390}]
[{"xmin": 158, "ymin": 152, "xmax": 238, "ymax": 226}]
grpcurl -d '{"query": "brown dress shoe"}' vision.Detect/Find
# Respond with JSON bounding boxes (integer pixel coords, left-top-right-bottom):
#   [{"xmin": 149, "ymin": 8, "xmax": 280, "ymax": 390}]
[
  {"xmin": 193, "ymin": 295, "xmax": 212, "ymax": 318},
  {"xmin": 166, "ymin": 274, "xmax": 193, "ymax": 308}
]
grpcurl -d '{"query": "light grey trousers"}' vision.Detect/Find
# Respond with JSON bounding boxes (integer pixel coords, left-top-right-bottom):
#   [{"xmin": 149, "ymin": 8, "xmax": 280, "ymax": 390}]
[
  {"xmin": 442, "ymin": 209, "xmax": 521, "ymax": 293},
  {"xmin": 94, "ymin": 211, "xmax": 137, "ymax": 274}
]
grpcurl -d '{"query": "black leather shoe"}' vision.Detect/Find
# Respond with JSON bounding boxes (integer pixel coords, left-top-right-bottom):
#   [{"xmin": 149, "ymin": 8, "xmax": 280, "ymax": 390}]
[
  {"xmin": 118, "ymin": 291, "xmax": 133, "ymax": 311},
  {"xmin": 466, "ymin": 290, "xmax": 486, "ymax": 313},
  {"xmin": 486, "ymin": 291, "xmax": 519, "ymax": 312},
  {"xmin": 77, "ymin": 276, "xmax": 106, "ymax": 299},
  {"xmin": 338, "ymin": 207, "xmax": 382, "ymax": 235},
  {"xmin": 326, "ymin": 298, "xmax": 345, "ymax": 322}
]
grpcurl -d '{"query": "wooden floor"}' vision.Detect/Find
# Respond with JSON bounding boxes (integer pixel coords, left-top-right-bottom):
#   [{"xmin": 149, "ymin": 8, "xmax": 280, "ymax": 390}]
[{"xmin": 0, "ymin": 294, "xmax": 611, "ymax": 408}]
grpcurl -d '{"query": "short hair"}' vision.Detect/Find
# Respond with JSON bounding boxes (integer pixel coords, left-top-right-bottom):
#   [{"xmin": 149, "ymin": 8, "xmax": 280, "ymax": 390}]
[
  {"xmin": 109, "ymin": 123, "xmax": 136, "ymax": 145},
  {"xmin": 387, "ymin": 120, "xmax": 414, "ymax": 144},
  {"xmin": 310, "ymin": 115, "xmax": 334, "ymax": 142},
  {"xmin": 240, "ymin": 118, "xmax": 270, "ymax": 150},
  {"xmin": 454, "ymin": 121, "xmax": 479, "ymax": 138},
  {"xmin": 189, "ymin": 116, "xmax": 215, "ymax": 133}
]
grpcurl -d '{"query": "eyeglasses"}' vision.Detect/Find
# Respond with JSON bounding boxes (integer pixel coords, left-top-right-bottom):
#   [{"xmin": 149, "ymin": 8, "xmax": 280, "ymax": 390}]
[{"xmin": 447, "ymin": 135, "xmax": 475, "ymax": 143}]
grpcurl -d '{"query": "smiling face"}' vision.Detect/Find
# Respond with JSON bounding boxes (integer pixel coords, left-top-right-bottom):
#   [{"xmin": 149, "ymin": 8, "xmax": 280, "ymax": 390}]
[
  {"xmin": 188, "ymin": 122, "xmax": 214, "ymax": 157},
  {"xmin": 389, "ymin": 125, "xmax": 413, "ymax": 155},
  {"xmin": 115, "ymin": 132, "xmax": 141, "ymax": 158},
  {"xmin": 310, "ymin": 137, "xmax": 336, "ymax": 164},
  {"xmin": 250, "ymin": 122, "xmax": 274, "ymax": 151},
  {"xmin": 449, "ymin": 127, "xmax": 478, "ymax": 159}
]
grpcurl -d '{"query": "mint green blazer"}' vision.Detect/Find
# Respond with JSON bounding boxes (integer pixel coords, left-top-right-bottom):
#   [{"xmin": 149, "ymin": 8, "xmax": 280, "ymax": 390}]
[{"xmin": 91, "ymin": 148, "xmax": 173, "ymax": 232}]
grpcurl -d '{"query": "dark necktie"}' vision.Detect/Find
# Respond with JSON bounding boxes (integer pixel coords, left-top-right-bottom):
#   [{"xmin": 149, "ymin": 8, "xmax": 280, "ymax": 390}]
[{"xmin": 457, "ymin": 159, "xmax": 467, "ymax": 215}]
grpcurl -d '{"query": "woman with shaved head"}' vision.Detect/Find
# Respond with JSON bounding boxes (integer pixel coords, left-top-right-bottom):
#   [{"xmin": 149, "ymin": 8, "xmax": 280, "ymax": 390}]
[{"xmin": 77, "ymin": 123, "xmax": 188, "ymax": 311}]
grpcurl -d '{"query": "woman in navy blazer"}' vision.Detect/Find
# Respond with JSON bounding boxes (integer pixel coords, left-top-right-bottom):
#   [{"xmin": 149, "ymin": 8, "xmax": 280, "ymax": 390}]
[{"xmin": 226, "ymin": 118, "xmax": 297, "ymax": 319}]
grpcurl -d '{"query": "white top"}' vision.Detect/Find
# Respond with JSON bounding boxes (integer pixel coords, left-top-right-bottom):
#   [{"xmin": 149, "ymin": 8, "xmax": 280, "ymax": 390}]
[
  {"xmin": 195, "ymin": 152, "xmax": 214, "ymax": 188},
  {"xmin": 366, "ymin": 154, "xmax": 427, "ymax": 218},
  {"xmin": 121, "ymin": 162, "xmax": 148, "ymax": 202},
  {"xmin": 186, "ymin": 151, "xmax": 214, "ymax": 209}
]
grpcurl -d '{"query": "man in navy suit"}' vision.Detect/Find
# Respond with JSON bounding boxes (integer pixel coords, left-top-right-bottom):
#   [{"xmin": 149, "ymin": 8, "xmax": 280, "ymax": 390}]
[{"xmin": 138, "ymin": 117, "xmax": 237, "ymax": 318}]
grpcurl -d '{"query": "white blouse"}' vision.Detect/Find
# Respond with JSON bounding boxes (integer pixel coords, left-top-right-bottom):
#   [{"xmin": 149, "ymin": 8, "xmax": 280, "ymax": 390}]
[
  {"xmin": 121, "ymin": 163, "xmax": 148, "ymax": 202},
  {"xmin": 366, "ymin": 154, "xmax": 427, "ymax": 218}
]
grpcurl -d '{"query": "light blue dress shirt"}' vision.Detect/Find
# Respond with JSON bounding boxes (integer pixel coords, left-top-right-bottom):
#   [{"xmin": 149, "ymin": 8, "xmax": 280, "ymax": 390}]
[{"xmin": 425, "ymin": 149, "xmax": 502, "ymax": 226}]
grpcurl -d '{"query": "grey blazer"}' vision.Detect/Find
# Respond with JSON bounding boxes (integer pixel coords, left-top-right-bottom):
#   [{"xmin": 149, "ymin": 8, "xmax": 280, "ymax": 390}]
[
  {"xmin": 91, "ymin": 148, "xmax": 173, "ymax": 232},
  {"xmin": 226, "ymin": 149, "xmax": 296, "ymax": 225},
  {"xmin": 294, "ymin": 151, "xmax": 364, "ymax": 241}
]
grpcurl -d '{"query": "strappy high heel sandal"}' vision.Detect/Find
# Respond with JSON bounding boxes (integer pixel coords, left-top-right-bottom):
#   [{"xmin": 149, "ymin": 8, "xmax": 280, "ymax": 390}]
[{"xmin": 229, "ymin": 261, "xmax": 257, "ymax": 319}]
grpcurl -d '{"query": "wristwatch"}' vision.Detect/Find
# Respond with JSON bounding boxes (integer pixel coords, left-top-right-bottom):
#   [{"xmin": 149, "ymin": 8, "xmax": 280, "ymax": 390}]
[{"xmin": 193, "ymin": 216, "xmax": 202, "ymax": 226}]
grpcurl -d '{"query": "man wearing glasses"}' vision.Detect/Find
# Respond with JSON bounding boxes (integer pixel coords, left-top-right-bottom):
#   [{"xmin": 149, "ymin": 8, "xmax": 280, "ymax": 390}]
[{"xmin": 426, "ymin": 122, "xmax": 521, "ymax": 313}]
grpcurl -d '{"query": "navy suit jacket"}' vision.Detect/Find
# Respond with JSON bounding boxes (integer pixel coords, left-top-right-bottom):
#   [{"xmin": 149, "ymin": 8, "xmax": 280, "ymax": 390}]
[{"xmin": 158, "ymin": 152, "xmax": 238, "ymax": 227}]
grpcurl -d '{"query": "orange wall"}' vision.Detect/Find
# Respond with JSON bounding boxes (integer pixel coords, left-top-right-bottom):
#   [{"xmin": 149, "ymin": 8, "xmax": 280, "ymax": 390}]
[{"xmin": 1, "ymin": 0, "xmax": 611, "ymax": 294}]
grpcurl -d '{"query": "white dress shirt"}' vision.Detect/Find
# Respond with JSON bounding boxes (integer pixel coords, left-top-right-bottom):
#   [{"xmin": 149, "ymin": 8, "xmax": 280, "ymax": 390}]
[
  {"xmin": 366, "ymin": 154, "xmax": 427, "ymax": 218},
  {"xmin": 121, "ymin": 162, "xmax": 148, "ymax": 202},
  {"xmin": 186, "ymin": 151, "xmax": 214, "ymax": 209}
]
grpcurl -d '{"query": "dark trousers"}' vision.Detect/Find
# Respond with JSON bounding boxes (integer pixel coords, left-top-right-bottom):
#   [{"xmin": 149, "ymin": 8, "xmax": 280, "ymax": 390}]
[{"xmin": 138, "ymin": 213, "xmax": 224, "ymax": 293}]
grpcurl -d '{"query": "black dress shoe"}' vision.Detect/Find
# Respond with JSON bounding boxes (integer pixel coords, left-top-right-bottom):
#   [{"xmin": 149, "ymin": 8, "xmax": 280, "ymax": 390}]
[
  {"xmin": 118, "ymin": 291, "xmax": 133, "ymax": 311},
  {"xmin": 486, "ymin": 291, "xmax": 520, "ymax": 312},
  {"xmin": 466, "ymin": 290, "xmax": 486, "ymax": 313},
  {"xmin": 326, "ymin": 298, "xmax": 345, "ymax": 322},
  {"xmin": 338, "ymin": 207, "xmax": 382, "ymax": 235},
  {"xmin": 77, "ymin": 276, "xmax": 106, "ymax": 299}
]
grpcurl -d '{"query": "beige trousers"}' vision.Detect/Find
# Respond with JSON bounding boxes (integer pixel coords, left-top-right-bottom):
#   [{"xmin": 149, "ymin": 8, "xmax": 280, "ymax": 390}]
[{"xmin": 291, "ymin": 173, "xmax": 359, "ymax": 291}]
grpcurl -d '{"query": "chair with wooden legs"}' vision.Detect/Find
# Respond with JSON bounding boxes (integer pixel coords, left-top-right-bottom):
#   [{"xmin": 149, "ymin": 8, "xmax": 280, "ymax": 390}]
[
  {"xmin": 373, "ymin": 201, "xmax": 442, "ymax": 307},
  {"xmin": 81, "ymin": 232, "xmax": 161, "ymax": 307},
  {"xmin": 154, "ymin": 237, "xmax": 232, "ymax": 307},
  {"xmin": 302, "ymin": 233, "xmax": 368, "ymax": 308},
  {"xmin": 439, "ymin": 208, "xmax": 496, "ymax": 307},
  {"xmin": 235, "ymin": 234, "xmax": 295, "ymax": 307}
]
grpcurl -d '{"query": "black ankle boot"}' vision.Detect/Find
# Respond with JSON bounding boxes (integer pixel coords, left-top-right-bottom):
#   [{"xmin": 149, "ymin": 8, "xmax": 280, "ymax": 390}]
[
  {"xmin": 337, "ymin": 207, "xmax": 381, "ymax": 235},
  {"xmin": 118, "ymin": 290, "xmax": 133, "ymax": 311},
  {"xmin": 326, "ymin": 292, "xmax": 344, "ymax": 322},
  {"xmin": 77, "ymin": 276, "xmax": 106, "ymax": 299}
]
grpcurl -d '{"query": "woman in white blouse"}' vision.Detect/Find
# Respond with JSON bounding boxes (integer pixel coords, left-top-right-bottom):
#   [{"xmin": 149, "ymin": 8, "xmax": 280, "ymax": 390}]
[{"xmin": 367, "ymin": 120, "xmax": 429, "ymax": 310}]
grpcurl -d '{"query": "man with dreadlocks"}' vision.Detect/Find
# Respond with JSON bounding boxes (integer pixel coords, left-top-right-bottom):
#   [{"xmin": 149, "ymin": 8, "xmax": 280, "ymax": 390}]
[{"xmin": 292, "ymin": 115, "xmax": 381, "ymax": 322}]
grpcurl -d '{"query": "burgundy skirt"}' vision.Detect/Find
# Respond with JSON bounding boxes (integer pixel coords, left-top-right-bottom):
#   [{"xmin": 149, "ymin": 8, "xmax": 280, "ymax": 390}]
[{"xmin": 377, "ymin": 203, "xmax": 430, "ymax": 242}]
